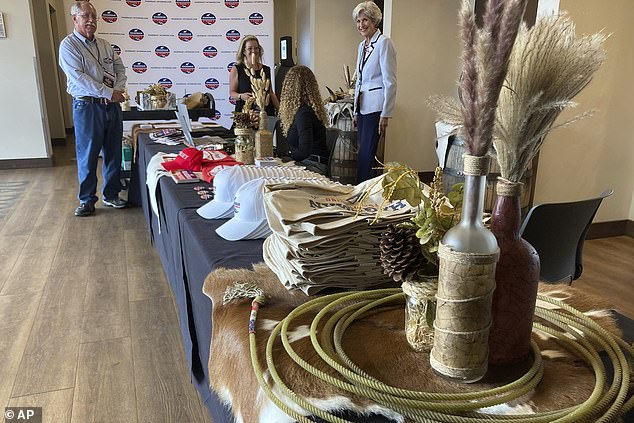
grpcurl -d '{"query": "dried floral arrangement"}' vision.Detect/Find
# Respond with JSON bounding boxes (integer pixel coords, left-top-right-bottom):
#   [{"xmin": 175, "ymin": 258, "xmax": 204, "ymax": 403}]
[
  {"xmin": 232, "ymin": 96, "xmax": 258, "ymax": 129},
  {"xmin": 245, "ymin": 66, "xmax": 271, "ymax": 113},
  {"xmin": 142, "ymin": 83, "xmax": 168, "ymax": 97},
  {"xmin": 454, "ymin": 0, "xmax": 528, "ymax": 157},
  {"xmin": 429, "ymin": 13, "xmax": 606, "ymax": 181},
  {"xmin": 375, "ymin": 165, "xmax": 463, "ymax": 280}
]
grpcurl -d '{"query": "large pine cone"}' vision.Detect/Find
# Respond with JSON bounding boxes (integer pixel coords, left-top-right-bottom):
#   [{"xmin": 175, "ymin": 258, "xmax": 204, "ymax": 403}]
[{"xmin": 380, "ymin": 223, "xmax": 426, "ymax": 282}]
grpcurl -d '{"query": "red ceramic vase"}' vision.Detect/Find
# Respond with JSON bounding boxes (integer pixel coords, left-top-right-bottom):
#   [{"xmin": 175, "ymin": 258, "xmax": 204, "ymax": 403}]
[{"xmin": 488, "ymin": 181, "xmax": 540, "ymax": 365}]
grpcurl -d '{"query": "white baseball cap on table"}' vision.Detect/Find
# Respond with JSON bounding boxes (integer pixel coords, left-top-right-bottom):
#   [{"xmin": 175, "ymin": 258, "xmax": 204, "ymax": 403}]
[
  {"xmin": 197, "ymin": 166, "xmax": 332, "ymax": 220},
  {"xmin": 216, "ymin": 178, "xmax": 271, "ymax": 241}
]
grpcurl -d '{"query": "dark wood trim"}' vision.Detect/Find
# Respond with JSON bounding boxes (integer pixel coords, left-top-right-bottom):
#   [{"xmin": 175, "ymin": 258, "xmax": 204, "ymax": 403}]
[
  {"xmin": 0, "ymin": 157, "xmax": 54, "ymax": 169},
  {"xmin": 586, "ymin": 220, "xmax": 633, "ymax": 240},
  {"xmin": 52, "ymin": 138, "xmax": 67, "ymax": 146}
]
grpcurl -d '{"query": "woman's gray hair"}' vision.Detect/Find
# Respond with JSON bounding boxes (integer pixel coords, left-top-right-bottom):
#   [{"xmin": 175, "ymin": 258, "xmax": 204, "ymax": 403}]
[
  {"xmin": 71, "ymin": 1, "xmax": 94, "ymax": 16},
  {"xmin": 352, "ymin": 1, "xmax": 382, "ymax": 26}
]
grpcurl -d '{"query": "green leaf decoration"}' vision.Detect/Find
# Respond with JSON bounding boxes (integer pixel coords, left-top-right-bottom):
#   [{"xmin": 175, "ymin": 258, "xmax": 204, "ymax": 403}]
[{"xmin": 382, "ymin": 163, "xmax": 423, "ymax": 207}]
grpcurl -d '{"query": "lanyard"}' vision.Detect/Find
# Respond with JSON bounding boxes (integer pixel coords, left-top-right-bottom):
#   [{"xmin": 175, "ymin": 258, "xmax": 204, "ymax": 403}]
[{"xmin": 72, "ymin": 34, "xmax": 101, "ymax": 65}]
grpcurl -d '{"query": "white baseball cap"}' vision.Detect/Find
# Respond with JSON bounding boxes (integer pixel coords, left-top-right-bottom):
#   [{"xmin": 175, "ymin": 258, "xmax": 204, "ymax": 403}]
[
  {"xmin": 197, "ymin": 165, "xmax": 330, "ymax": 219},
  {"xmin": 216, "ymin": 178, "xmax": 271, "ymax": 241},
  {"xmin": 196, "ymin": 166, "xmax": 248, "ymax": 219}
]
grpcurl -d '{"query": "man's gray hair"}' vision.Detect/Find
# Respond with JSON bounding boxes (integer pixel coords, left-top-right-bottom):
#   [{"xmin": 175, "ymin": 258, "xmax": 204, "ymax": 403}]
[
  {"xmin": 352, "ymin": 1, "xmax": 382, "ymax": 26},
  {"xmin": 71, "ymin": 1, "xmax": 94, "ymax": 16}
]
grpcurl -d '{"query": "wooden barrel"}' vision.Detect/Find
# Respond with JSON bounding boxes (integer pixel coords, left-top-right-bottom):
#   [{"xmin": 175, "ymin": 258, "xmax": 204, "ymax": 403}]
[
  {"xmin": 329, "ymin": 107, "xmax": 358, "ymax": 185},
  {"xmin": 442, "ymin": 136, "xmax": 533, "ymax": 215}
]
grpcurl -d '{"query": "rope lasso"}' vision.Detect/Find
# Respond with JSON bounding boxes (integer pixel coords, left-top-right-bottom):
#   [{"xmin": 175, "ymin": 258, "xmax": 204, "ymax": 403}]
[{"xmin": 245, "ymin": 288, "xmax": 634, "ymax": 422}]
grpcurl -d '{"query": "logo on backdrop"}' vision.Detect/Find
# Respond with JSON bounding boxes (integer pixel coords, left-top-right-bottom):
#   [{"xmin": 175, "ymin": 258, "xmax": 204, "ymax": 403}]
[
  {"xmin": 180, "ymin": 62, "xmax": 196, "ymax": 74},
  {"xmin": 228, "ymin": 96, "xmax": 236, "ymax": 105},
  {"xmin": 152, "ymin": 12, "xmax": 168, "ymax": 25},
  {"xmin": 178, "ymin": 29, "xmax": 193, "ymax": 42},
  {"xmin": 111, "ymin": 44, "xmax": 121, "ymax": 55},
  {"xmin": 249, "ymin": 13, "xmax": 263, "ymax": 25},
  {"xmin": 201, "ymin": 13, "xmax": 216, "ymax": 25},
  {"xmin": 213, "ymin": 110, "xmax": 221, "ymax": 120},
  {"xmin": 126, "ymin": 0, "xmax": 142, "ymax": 7},
  {"xmin": 205, "ymin": 78, "xmax": 220, "ymax": 90},
  {"xmin": 158, "ymin": 78, "xmax": 173, "ymax": 89},
  {"xmin": 129, "ymin": 28, "xmax": 145, "ymax": 41},
  {"xmin": 202, "ymin": 46, "xmax": 218, "ymax": 58},
  {"xmin": 225, "ymin": 29, "xmax": 240, "ymax": 42},
  {"xmin": 102, "ymin": 10, "xmax": 118, "ymax": 24},
  {"xmin": 225, "ymin": 0, "xmax": 239, "ymax": 8},
  {"xmin": 131, "ymin": 61, "xmax": 148, "ymax": 74},
  {"xmin": 155, "ymin": 45, "xmax": 170, "ymax": 58},
  {"xmin": 227, "ymin": 61, "xmax": 236, "ymax": 72},
  {"xmin": 175, "ymin": 0, "xmax": 191, "ymax": 8}
]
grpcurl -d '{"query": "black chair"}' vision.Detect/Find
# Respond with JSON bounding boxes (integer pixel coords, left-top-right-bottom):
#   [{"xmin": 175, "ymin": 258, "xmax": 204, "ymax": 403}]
[{"xmin": 519, "ymin": 189, "xmax": 613, "ymax": 284}]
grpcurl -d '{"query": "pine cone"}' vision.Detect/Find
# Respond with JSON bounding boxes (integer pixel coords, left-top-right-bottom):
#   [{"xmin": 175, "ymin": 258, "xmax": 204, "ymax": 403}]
[{"xmin": 380, "ymin": 224, "xmax": 426, "ymax": 282}]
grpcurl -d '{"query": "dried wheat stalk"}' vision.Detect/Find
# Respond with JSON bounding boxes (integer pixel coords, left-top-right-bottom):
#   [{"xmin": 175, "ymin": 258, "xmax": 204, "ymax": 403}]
[
  {"xmin": 494, "ymin": 14, "xmax": 607, "ymax": 181},
  {"xmin": 429, "ymin": 14, "xmax": 606, "ymax": 182}
]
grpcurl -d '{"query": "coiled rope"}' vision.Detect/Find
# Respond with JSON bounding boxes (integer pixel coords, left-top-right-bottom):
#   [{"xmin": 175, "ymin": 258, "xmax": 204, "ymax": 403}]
[{"xmin": 248, "ymin": 289, "xmax": 634, "ymax": 422}]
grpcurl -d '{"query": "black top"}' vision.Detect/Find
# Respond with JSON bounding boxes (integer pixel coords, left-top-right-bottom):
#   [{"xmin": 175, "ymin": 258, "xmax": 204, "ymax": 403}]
[
  {"xmin": 286, "ymin": 104, "xmax": 329, "ymax": 161},
  {"xmin": 235, "ymin": 64, "xmax": 276, "ymax": 116}
]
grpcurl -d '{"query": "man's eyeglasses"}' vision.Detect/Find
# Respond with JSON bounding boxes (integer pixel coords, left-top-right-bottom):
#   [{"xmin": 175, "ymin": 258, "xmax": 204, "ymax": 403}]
[{"xmin": 76, "ymin": 13, "xmax": 98, "ymax": 20}]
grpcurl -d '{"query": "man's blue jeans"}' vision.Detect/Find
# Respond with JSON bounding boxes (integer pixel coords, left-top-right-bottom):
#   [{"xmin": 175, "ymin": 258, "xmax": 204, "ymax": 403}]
[{"xmin": 72, "ymin": 99, "xmax": 123, "ymax": 204}]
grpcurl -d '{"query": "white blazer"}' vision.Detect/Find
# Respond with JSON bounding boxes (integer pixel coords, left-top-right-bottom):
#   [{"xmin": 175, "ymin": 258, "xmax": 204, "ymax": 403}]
[{"xmin": 353, "ymin": 29, "xmax": 397, "ymax": 117}]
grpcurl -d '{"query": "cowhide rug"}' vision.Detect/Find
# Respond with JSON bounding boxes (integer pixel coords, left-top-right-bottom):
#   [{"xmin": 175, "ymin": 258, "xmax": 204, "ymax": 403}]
[{"xmin": 202, "ymin": 263, "xmax": 624, "ymax": 423}]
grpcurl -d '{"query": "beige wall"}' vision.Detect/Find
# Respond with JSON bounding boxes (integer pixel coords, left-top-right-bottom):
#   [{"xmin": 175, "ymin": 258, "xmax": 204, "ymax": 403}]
[
  {"xmin": 0, "ymin": 0, "xmax": 50, "ymax": 160},
  {"xmin": 388, "ymin": 0, "xmax": 462, "ymax": 171},
  {"xmin": 533, "ymin": 0, "xmax": 634, "ymax": 223},
  {"xmin": 273, "ymin": 0, "xmax": 296, "ymax": 65},
  {"xmin": 313, "ymin": 0, "xmax": 359, "ymax": 101}
]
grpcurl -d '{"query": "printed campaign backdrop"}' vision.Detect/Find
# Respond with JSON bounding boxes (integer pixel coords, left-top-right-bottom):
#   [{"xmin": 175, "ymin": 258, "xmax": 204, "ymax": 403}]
[{"xmin": 91, "ymin": 0, "xmax": 274, "ymax": 129}]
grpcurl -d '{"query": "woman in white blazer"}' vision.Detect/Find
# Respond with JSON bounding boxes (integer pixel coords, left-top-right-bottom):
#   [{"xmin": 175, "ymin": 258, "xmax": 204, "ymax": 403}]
[{"xmin": 352, "ymin": 1, "xmax": 397, "ymax": 182}]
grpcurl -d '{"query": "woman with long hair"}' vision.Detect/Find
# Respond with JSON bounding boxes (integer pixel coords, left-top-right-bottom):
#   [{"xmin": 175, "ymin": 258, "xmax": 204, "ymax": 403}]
[
  {"xmin": 278, "ymin": 65, "xmax": 330, "ymax": 175},
  {"xmin": 229, "ymin": 35, "xmax": 279, "ymax": 116}
]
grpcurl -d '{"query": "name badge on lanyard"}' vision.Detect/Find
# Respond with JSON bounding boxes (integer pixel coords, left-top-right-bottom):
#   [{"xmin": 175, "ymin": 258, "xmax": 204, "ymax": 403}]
[{"xmin": 103, "ymin": 69, "xmax": 115, "ymax": 89}]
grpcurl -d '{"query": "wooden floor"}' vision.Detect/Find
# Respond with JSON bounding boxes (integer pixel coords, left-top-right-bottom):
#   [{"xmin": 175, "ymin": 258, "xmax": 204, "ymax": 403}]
[
  {"xmin": 0, "ymin": 143, "xmax": 213, "ymax": 423},
  {"xmin": 0, "ymin": 142, "xmax": 632, "ymax": 423}
]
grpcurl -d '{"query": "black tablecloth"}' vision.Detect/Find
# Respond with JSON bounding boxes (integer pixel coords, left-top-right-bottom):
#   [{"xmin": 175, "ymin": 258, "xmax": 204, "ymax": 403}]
[{"xmin": 131, "ymin": 133, "xmax": 264, "ymax": 420}]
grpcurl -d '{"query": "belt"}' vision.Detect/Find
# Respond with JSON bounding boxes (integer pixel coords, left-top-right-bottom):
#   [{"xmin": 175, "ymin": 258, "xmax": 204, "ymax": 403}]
[
  {"xmin": 74, "ymin": 96, "xmax": 110, "ymax": 105},
  {"xmin": 309, "ymin": 154, "xmax": 328, "ymax": 165}
]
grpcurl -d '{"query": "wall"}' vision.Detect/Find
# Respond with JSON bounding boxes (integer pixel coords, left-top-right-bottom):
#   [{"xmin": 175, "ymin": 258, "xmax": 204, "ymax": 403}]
[
  {"xmin": 295, "ymin": 0, "xmax": 312, "ymax": 68},
  {"xmin": 273, "ymin": 0, "xmax": 295, "ymax": 65},
  {"xmin": 32, "ymin": 0, "xmax": 66, "ymax": 139},
  {"xmin": 0, "ymin": 0, "xmax": 50, "ymax": 160},
  {"xmin": 388, "ymin": 0, "xmax": 462, "ymax": 170},
  {"xmin": 533, "ymin": 0, "xmax": 634, "ymax": 223},
  {"xmin": 312, "ymin": 0, "xmax": 359, "ymax": 100}
]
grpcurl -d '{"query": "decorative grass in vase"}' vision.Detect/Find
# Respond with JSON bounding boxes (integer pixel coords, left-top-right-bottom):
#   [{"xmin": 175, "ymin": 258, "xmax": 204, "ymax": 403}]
[
  {"xmin": 488, "ymin": 15, "xmax": 606, "ymax": 365},
  {"xmin": 245, "ymin": 62, "xmax": 273, "ymax": 157},
  {"xmin": 430, "ymin": 0, "xmax": 527, "ymax": 383}
]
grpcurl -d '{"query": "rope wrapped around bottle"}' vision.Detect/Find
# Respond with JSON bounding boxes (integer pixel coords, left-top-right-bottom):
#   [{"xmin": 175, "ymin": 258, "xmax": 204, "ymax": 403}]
[{"xmin": 430, "ymin": 154, "xmax": 500, "ymax": 383}]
